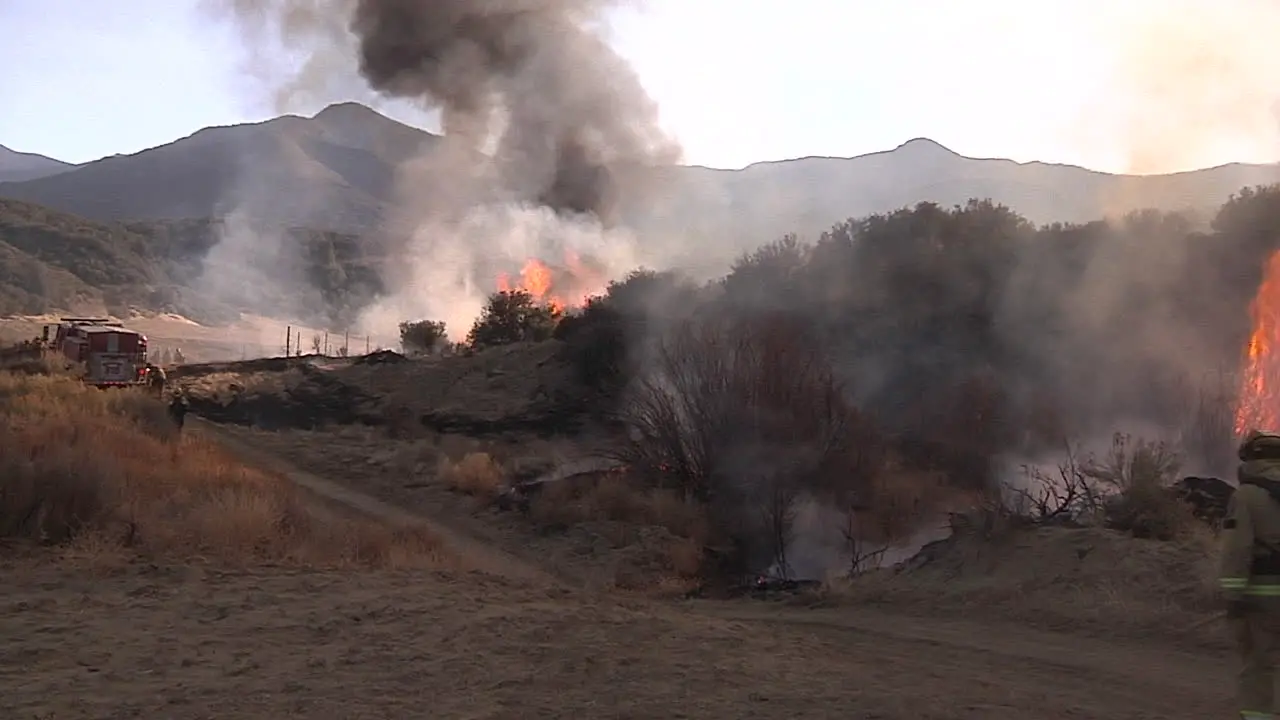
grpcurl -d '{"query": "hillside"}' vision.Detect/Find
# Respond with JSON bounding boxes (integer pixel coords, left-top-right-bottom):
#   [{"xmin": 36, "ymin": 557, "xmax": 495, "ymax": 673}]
[
  {"xmin": 0, "ymin": 198, "xmax": 383, "ymax": 324},
  {"xmin": 0, "ymin": 144, "xmax": 75, "ymax": 183},
  {"xmin": 3, "ymin": 104, "xmax": 1280, "ymax": 255},
  {"xmin": 0, "ymin": 103, "xmax": 434, "ymax": 234}
]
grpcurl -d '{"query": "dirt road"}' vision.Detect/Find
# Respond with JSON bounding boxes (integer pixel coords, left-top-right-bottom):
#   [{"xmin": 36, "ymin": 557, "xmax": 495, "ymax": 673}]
[{"xmin": 0, "ymin": 420, "xmax": 1238, "ymax": 719}]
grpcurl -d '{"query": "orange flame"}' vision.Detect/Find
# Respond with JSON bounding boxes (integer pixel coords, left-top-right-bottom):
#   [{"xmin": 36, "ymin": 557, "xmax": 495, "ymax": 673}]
[
  {"xmin": 494, "ymin": 252, "xmax": 608, "ymax": 314},
  {"xmin": 1235, "ymin": 251, "xmax": 1280, "ymax": 436}
]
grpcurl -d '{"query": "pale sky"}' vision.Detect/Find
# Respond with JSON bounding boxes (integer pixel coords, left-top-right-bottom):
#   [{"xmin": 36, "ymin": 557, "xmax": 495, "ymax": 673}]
[{"xmin": 3, "ymin": 0, "xmax": 1280, "ymax": 174}]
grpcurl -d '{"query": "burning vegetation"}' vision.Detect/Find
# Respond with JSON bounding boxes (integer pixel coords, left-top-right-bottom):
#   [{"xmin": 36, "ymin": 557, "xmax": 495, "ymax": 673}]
[
  {"xmin": 496, "ymin": 252, "xmax": 609, "ymax": 315},
  {"xmin": 125, "ymin": 1, "xmax": 1280, "ymax": 585},
  {"xmin": 1236, "ymin": 249, "xmax": 1280, "ymax": 435},
  {"xmin": 411, "ymin": 188, "xmax": 1280, "ymax": 582},
  {"xmin": 142, "ymin": 184, "xmax": 1280, "ymax": 587}
]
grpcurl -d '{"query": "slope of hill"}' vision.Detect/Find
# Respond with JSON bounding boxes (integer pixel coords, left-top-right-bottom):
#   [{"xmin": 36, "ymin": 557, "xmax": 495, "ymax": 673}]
[
  {"xmin": 0, "ymin": 198, "xmax": 384, "ymax": 323},
  {"xmin": 0, "ymin": 144, "xmax": 75, "ymax": 183},
  {"xmin": 0, "ymin": 103, "xmax": 435, "ymax": 233},
  {"xmin": 4, "ymin": 104, "xmax": 1280, "ymax": 253}
]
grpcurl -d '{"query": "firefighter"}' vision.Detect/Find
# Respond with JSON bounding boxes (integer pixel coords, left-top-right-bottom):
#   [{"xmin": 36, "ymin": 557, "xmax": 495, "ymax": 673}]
[
  {"xmin": 1221, "ymin": 430, "xmax": 1280, "ymax": 719},
  {"xmin": 145, "ymin": 363, "xmax": 167, "ymax": 397},
  {"xmin": 167, "ymin": 391, "xmax": 189, "ymax": 430}
]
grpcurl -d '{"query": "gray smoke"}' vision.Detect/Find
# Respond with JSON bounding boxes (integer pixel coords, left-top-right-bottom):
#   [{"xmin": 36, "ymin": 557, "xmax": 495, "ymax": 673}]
[
  {"xmin": 212, "ymin": 0, "xmax": 679, "ymax": 223},
  {"xmin": 206, "ymin": 0, "xmax": 681, "ymax": 339},
  {"xmin": 352, "ymin": 0, "xmax": 678, "ymax": 221}
]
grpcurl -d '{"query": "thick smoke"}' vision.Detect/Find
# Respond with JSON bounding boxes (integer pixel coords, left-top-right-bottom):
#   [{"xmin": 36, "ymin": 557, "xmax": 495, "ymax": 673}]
[
  {"xmin": 201, "ymin": 1, "xmax": 1280, "ymax": 578},
  {"xmin": 1046, "ymin": 0, "xmax": 1280, "ymax": 460},
  {"xmin": 692, "ymin": 2, "xmax": 1280, "ymax": 576},
  {"xmin": 209, "ymin": 0, "xmax": 681, "ymax": 341},
  {"xmin": 347, "ymin": 0, "xmax": 677, "ymax": 220}
]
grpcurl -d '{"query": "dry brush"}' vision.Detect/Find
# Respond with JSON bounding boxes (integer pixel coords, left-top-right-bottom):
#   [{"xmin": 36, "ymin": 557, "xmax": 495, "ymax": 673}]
[
  {"xmin": 610, "ymin": 313, "xmax": 897, "ymax": 580},
  {"xmin": 0, "ymin": 370, "xmax": 449, "ymax": 568}
]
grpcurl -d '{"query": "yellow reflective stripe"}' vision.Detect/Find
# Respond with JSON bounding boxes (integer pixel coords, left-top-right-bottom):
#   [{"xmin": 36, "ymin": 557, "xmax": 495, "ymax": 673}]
[{"xmin": 1219, "ymin": 577, "xmax": 1280, "ymax": 595}]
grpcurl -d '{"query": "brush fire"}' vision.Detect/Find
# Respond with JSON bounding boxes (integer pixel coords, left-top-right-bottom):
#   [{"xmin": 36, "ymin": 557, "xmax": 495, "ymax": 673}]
[
  {"xmin": 1236, "ymin": 251, "xmax": 1280, "ymax": 435},
  {"xmin": 496, "ymin": 252, "xmax": 609, "ymax": 313}
]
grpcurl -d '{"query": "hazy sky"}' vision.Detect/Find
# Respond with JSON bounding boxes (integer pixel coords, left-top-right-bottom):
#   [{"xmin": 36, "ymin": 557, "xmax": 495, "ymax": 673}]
[{"xmin": 3, "ymin": 0, "xmax": 1280, "ymax": 173}]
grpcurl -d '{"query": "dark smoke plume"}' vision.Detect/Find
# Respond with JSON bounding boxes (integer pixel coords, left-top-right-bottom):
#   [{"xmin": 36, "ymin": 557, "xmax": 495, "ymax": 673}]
[
  {"xmin": 216, "ymin": 0, "xmax": 680, "ymax": 222},
  {"xmin": 351, "ymin": 0, "xmax": 678, "ymax": 220}
]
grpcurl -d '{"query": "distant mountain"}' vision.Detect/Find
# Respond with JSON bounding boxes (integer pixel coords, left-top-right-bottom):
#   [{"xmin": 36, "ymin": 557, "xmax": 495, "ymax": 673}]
[
  {"xmin": 3, "ymin": 103, "xmax": 1280, "ymax": 259},
  {"xmin": 0, "ymin": 103, "xmax": 435, "ymax": 233},
  {"xmin": 0, "ymin": 144, "xmax": 76, "ymax": 183},
  {"xmin": 641, "ymin": 139, "xmax": 1280, "ymax": 257}
]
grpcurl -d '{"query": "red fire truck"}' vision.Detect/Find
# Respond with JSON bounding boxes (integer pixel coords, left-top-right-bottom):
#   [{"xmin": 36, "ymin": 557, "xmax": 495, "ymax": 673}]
[{"xmin": 42, "ymin": 318, "xmax": 155, "ymax": 388}]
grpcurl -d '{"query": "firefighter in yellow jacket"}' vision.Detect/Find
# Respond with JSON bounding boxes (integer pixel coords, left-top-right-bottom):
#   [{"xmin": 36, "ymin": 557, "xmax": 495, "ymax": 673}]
[{"xmin": 1222, "ymin": 431, "xmax": 1280, "ymax": 719}]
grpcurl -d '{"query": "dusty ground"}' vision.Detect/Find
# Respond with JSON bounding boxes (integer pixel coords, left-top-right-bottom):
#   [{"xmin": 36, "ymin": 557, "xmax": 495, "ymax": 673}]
[
  {"xmin": 4, "ymin": 556, "xmax": 1234, "ymax": 720},
  {"xmin": 1, "ymin": 419, "xmax": 1239, "ymax": 719},
  {"xmin": 0, "ymin": 348, "xmax": 1246, "ymax": 718},
  {"xmin": 200, "ymin": 420, "xmax": 652, "ymax": 589}
]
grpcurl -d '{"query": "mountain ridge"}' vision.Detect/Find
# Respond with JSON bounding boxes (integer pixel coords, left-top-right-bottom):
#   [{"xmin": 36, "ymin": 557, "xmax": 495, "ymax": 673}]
[
  {"xmin": 0, "ymin": 144, "xmax": 77, "ymax": 183},
  {"xmin": 3, "ymin": 102, "xmax": 1280, "ymax": 260},
  {"xmin": 7, "ymin": 108, "xmax": 1277, "ymax": 185}
]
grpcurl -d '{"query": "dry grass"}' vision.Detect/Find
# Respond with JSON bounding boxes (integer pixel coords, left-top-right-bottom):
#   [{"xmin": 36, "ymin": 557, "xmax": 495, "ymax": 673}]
[
  {"xmin": 823, "ymin": 522, "xmax": 1222, "ymax": 645},
  {"xmin": 0, "ymin": 371, "xmax": 449, "ymax": 568},
  {"xmin": 0, "ymin": 337, "xmax": 76, "ymax": 378},
  {"xmin": 665, "ymin": 536, "xmax": 706, "ymax": 578},
  {"xmin": 528, "ymin": 473, "xmax": 711, "ymax": 580},
  {"xmin": 438, "ymin": 451, "xmax": 506, "ymax": 500},
  {"xmin": 860, "ymin": 460, "xmax": 955, "ymax": 543},
  {"xmin": 1001, "ymin": 433, "xmax": 1206, "ymax": 542},
  {"xmin": 530, "ymin": 475, "xmax": 708, "ymax": 539}
]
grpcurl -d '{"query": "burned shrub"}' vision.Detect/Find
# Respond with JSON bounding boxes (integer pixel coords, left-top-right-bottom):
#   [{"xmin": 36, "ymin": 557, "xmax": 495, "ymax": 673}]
[
  {"xmin": 995, "ymin": 433, "xmax": 1205, "ymax": 541},
  {"xmin": 611, "ymin": 312, "xmax": 885, "ymax": 578}
]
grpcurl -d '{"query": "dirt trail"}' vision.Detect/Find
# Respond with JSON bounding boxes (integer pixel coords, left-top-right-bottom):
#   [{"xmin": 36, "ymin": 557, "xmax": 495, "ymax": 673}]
[
  {"xmin": 183, "ymin": 419, "xmax": 1239, "ymax": 718},
  {"xmin": 191, "ymin": 417, "xmax": 555, "ymax": 585}
]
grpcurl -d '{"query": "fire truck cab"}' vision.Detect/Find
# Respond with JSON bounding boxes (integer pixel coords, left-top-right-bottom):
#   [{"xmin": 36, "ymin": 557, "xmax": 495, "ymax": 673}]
[{"xmin": 45, "ymin": 318, "xmax": 151, "ymax": 387}]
